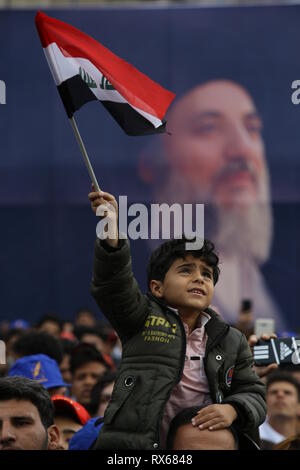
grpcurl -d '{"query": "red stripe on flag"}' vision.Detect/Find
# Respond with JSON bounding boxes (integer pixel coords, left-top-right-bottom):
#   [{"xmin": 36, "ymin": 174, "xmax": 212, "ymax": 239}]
[{"xmin": 35, "ymin": 11, "xmax": 175, "ymax": 121}]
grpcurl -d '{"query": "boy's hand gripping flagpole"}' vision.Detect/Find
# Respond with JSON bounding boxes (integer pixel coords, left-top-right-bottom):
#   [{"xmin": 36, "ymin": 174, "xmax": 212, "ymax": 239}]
[
  {"xmin": 69, "ymin": 116, "xmax": 100, "ymax": 192},
  {"xmin": 35, "ymin": 11, "xmax": 175, "ymax": 188}
]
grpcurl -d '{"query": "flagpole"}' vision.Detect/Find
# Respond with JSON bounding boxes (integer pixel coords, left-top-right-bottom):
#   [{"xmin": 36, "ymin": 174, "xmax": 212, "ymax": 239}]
[{"xmin": 69, "ymin": 116, "xmax": 101, "ymax": 192}]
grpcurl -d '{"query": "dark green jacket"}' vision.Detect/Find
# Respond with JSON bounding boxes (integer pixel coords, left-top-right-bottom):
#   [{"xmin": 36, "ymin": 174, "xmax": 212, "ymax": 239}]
[{"xmin": 91, "ymin": 238, "xmax": 266, "ymax": 450}]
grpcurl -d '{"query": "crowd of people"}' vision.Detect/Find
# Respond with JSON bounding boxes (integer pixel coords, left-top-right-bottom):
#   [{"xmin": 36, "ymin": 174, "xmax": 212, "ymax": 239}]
[
  {"xmin": 0, "ymin": 296, "xmax": 300, "ymax": 450},
  {"xmin": 0, "ymin": 310, "xmax": 118, "ymax": 450}
]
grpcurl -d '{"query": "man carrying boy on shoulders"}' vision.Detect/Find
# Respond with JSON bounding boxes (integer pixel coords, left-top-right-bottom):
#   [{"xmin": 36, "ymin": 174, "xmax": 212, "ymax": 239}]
[{"xmin": 88, "ymin": 189, "xmax": 266, "ymax": 450}]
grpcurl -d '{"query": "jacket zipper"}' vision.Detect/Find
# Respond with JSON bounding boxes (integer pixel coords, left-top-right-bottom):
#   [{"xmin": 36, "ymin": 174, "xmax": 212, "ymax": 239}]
[
  {"xmin": 146, "ymin": 292, "xmax": 186, "ymax": 383},
  {"xmin": 203, "ymin": 325, "xmax": 229, "ymax": 403},
  {"xmin": 154, "ymin": 306, "xmax": 186, "ymax": 447}
]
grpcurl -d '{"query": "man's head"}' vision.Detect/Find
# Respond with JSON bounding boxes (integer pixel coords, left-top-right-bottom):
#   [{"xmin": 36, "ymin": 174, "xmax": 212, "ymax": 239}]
[
  {"xmin": 74, "ymin": 326, "xmax": 106, "ymax": 353},
  {"xmin": 2, "ymin": 328, "xmax": 24, "ymax": 367},
  {"xmin": 59, "ymin": 338, "xmax": 76, "ymax": 385},
  {"xmin": 147, "ymin": 238, "xmax": 219, "ymax": 313},
  {"xmin": 266, "ymin": 372, "xmax": 300, "ymax": 421},
  {"xmin": 163, "ymin": 80, "xmax": 267, "ymax": 204},
  {"xmin": 89, "ymin": 370, "xmax": 116, "ymax": 417},
  {"xmin": 280, "ymin": 364, "xmax": 300, "ymax": 386},
  {"xmin": 75, "ymin": 309, "xmax": 96, "ymax": 328},
  {"xmin": 12, "ymin": 331, "xmax": 63, "ymax": 365},
  {"xmin": 36, "ymin": 314, "xmax": 62, "ymax": 338},
  {"xmin": 141, "ymin": 80, "xmax": 272, "ymax": 263},
  {"xmin": 70, "ymin": 344, "xmax": 110, "ymax": 408},
  {"xmin": 52, "ymin": 396, "xmax": 90, "ymax": 450},
  {"xmin": 166, "ymin": 407, "xmax": 237, "ymax": 450},
  {"xmin": 0, "ymin": 376, "xmax": 59, "ymax": 450}
]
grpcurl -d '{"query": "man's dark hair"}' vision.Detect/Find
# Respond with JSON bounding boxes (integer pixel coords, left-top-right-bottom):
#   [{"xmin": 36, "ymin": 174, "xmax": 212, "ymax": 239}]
[
  {"xmin": 166, "ymin": 405, "xmax": 238, "ymax": 450},
  {"xmin": 59, "ymin": 338, "xmax": 77, "ymax": 355},
  {"xmin": 280, "ymin": 363, "xmax": 300, "ymax": 372},
  {"xmin": 2, "ymin": 328, "xmax": 24, "ymax": 343},
  {"xmin": 147, "ymin": 238, "xmax": 220, "ymax": 288},
  {"xmin": 0, "ymin": 376, "xmax": 54, "ymax": 429},
  {"xmin": 53, "ymin": 405, "xmax": 82, "ymax": 425},
  {"xmin": 267, "ymin": 371, "xmax": 300, "ymax": 402},
  {"xmin": 74, "ymin": 325, "xmax": 106, "ymax": 343},
  {"xmin": 36, "ymin": 313, "xmax": 62, "ymax": 331},
  {"xmin": 75, "ymin": 308, "xmax": 95, "ymax": 320},
  {"xmin": 70, "ymin": 343, "xmax": 110, "ymax": 375},
  {"xmin": 13, "ymin": 331, "xmax": 63, "ymax": 364},
  {"xmin": 89, "ymin": 370, "xmax": 117, "ymax": 416}
]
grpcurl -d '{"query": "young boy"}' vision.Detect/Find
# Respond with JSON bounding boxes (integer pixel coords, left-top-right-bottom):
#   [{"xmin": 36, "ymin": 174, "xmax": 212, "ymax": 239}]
[{"xmin": 88, "ymin": 189, "xmax": 266, "ymax": 450}]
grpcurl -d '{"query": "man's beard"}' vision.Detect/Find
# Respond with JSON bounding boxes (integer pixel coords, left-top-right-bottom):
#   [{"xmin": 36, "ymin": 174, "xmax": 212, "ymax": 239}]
[
  {"xmin": 41, "ymin": 432, "xmax": 49, "ymax": 450},
  {"xmin": 208, "ymin": 201, "xmax": 273, "ymax": 264},
  {"xmin": 153, "ymin": 167, "xmax": 273, "ymax": 264}
]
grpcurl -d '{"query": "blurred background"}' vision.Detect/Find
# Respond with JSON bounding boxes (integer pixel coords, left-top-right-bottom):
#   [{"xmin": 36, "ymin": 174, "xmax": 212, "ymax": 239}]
[{"xmin": 0, "ymin": 0, "xmax": 299, "ymax": 333}]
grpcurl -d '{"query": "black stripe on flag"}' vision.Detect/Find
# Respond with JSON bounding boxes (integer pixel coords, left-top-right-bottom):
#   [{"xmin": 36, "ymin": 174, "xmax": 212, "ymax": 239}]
[
  {"xmin": 102, "ymin": 101, "xmax": 166, "ymax": 136},
  {"xmin": 58, "ymin": 75, "xmax": 97, "ymax": 118},
  {"xmin": 57, "ymin": 75, "xmax": 166, "ymax": 135}
]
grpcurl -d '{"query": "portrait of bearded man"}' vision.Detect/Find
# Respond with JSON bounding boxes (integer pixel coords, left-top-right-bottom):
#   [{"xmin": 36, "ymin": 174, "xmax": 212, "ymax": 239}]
[{"xmin": 138, "ymin": 79, "xmax": 285, "ymax": 331}]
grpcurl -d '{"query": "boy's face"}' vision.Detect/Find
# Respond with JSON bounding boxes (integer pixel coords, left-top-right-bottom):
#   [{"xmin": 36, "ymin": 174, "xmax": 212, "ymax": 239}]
[{"xmin": 151, "ymin": 255, "xmax": 214, "ymax": 313}]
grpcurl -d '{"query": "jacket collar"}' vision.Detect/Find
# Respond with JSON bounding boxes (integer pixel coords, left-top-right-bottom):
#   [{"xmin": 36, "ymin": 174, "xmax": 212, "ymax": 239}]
[
  {"xmin": 204, "ymin": 307, "xmax": 229, "ymax": 350},
  {"xmin": 146, "ymin": 291, "xmax": 172, "ymax": 312},
  {"xmin": 147, "ymin": 292, "xmax": 229, "ymax": 345}
]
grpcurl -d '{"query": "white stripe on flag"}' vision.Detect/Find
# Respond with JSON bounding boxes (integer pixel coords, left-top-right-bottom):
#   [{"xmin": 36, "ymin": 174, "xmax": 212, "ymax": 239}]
[{"xmin": 44, "ymin": 43, "xmax": 162, "ymax": 128}]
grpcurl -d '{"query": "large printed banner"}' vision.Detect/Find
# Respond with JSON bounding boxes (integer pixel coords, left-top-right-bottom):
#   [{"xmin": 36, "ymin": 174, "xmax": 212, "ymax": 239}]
[{"xmin": 0, "ymin": 5, "xmax": 299, "ymax": 330}]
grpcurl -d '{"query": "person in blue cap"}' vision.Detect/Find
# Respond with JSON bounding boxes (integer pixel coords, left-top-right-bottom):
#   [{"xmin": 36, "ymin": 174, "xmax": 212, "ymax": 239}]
[
  {"xmin": 9, "ymin": 319, "xmax": 30, "ymax": 330},
  {"xmin": 8, "ymin": 354, "xmax": 70, "ymax": 397}
]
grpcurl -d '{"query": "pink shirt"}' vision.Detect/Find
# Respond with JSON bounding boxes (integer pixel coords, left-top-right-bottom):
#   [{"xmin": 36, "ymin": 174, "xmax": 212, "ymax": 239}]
[{"xmin": 160, "ymin": 312, "xmax": 212, "ymax": 448}]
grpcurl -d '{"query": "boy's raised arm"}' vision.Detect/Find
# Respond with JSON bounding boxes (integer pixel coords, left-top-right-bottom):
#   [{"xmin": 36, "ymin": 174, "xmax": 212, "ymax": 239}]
[
  {"xmin": 88, "ymin": 187, "xmax": 149, "ymax": 342},
  {"xmin": 88, "ymin": 186, "xmax": 119, "ymax": 248}
]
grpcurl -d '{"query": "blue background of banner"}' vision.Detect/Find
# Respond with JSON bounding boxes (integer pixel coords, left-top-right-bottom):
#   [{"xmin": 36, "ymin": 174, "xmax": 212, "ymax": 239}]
[{"xmin": 0, "ymin": 5, "xmax": 299, "ymax": 328}]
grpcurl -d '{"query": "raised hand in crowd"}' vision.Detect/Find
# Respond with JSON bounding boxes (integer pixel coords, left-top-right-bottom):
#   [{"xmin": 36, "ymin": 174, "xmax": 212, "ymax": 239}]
[
  {"xmin": 248, "ymin": 333, "xmax": 278, "ymax": 379},
  {"xmin": 88, "ymin": 185, "xmax": 119, "ymax": 248}
]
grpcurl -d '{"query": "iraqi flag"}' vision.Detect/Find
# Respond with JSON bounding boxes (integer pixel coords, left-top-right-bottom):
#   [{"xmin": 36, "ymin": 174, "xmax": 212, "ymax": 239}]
[{"xmin": 35, "ymin": 11, "xmax": 175, "ymax": 136}]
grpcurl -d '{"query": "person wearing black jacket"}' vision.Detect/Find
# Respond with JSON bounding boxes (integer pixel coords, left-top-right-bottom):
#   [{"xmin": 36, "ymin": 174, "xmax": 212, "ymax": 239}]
[{"xmin": 88, "ymin": 188, "xmax": 266, "ymax": 450}]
